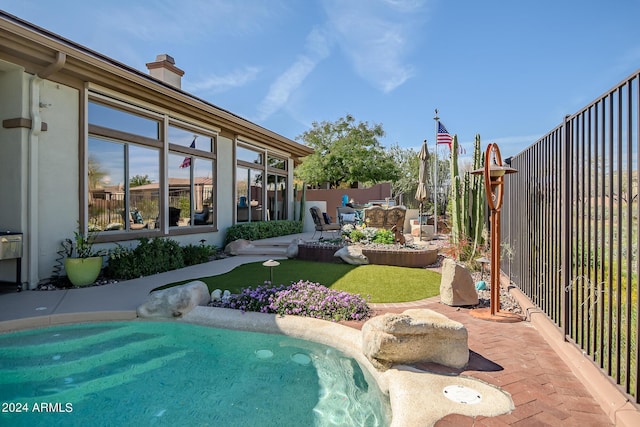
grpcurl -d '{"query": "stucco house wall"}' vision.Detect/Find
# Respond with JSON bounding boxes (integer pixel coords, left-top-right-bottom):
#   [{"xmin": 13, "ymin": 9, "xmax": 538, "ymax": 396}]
[{"xmin": 0, "ymin": 12, "xmax": 312, "ymax": 289}]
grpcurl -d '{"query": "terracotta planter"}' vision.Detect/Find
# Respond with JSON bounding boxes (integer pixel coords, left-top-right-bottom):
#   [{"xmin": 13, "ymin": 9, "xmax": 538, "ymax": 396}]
[{"xmin": 64, "ymin": 256, "xmax": 103, "ymax": 287}]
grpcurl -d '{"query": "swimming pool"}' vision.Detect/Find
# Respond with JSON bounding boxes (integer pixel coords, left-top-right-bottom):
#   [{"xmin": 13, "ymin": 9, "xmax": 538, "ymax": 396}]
[{"xmin": 0, "ymin": 321, "xmax": 391, "ymax": 426}]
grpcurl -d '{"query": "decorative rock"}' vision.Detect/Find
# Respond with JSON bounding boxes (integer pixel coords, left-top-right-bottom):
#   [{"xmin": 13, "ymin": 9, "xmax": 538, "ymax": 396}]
[
  {"xmin": 224, "ymin": 239, "xmax": 253, "ymax": 255},
  {"xmin": 286, "ymin": 238, "xmax": 304, "ymax": 258},
  {"xmin": 475, "ymin": 280, "xmax": 487, "ymax": 291},
  {"xmin": 362, "ymin": 309, "xmax": 469, "ymax": 370},
  {"xmin": 334, "ymin": 245, "xmax": 369, "ymax": 265},
  {"xmin": 440, "ymin": 258, "xmax": 479, "ymax": 306},
  {"xmin": 211, "ymin": 289, "xmax": 222, "ymax": 302},
  {"xmin": 222, "ymin": 290, "xmax": 231, "ymax": 303},
  {"xmin": 137, "ymin": 281, "xmax": 210, "ymax": 318}
]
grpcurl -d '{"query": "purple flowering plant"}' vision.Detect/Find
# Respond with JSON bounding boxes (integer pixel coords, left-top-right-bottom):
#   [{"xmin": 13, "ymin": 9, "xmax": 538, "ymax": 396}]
[{"xmin": 218, "ymin": 280, "xmax": 371, "ymax": 322}]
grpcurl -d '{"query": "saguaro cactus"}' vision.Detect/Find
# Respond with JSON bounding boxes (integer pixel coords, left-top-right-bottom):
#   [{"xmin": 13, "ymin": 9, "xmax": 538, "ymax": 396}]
[
  {"xmin": 449, "ymin": 135, "xmax": 462, "ymax": 245},
  {"xmin": 461, "ymin": 170, "xmax": 471, "ymax": 238},
  {"xmin": 470, "ymin": 134, "xmax": 486, "ymax": 250}
]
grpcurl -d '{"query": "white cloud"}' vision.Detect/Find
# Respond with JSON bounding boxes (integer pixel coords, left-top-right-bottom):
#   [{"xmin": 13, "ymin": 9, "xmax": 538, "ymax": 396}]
[
  {"xmin": 256, "ymin": 27, "xmax": 332, "ymax": 121},
  {"xmin": 185, "ymin": 66, "xmax": 261, "ymax": 94},
  {"xmin": 321, "ymin": 0, "xmax": 427, "ymax": 93}
]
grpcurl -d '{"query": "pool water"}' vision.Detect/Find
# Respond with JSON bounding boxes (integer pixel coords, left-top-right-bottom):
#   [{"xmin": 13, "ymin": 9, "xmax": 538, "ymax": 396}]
[{"xmin": 0, "ymin": 321, "xmax": 390, "ymax": 426}]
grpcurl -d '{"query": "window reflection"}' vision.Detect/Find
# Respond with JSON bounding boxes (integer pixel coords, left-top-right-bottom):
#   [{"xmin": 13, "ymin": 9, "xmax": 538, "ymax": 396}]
[
  {"xmin": 89, "ymin": 102, "xmax": 159, "ymax": 139},
  {"xmin": 128, "ymin": 145, "xmax": 160, "ymax": 230},
  {"xmin": 88, "ymin": 138, "xmax": 125, "ymax": 230},
  {"xmin": 168, "ymin": 125, "xmax": 213, "ymax": 152},
  {"xmin": 168, "ymin": 153, "xmax": 215, "ymax": 227},
  {"xmin": 237, "ymin": 146, "xmax": 263, "ymax": 164},
  {"xmin": 88, "ymin": 97, "xmax": 217, "ymax": 235},
  {"xmin": 236, "ymin": 167, "xmax": 265, "ymax": 222},
  {"xmin": 168, "ymin": 153, "xmax": 191, "ymax": 227},
  {"xmin": 87, "ymin": 139, "xmax": 160, "ymax": 231},
  {"xmin": 267, "ymin": 156, "xmax": 286, "ymax": 170}
]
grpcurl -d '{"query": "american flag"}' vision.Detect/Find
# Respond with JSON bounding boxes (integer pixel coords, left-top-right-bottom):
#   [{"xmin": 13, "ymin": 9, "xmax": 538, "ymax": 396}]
[
  {"xmin": 437, "ymin": 122, "xmax": 453, "ymax": 148},
  {"xmin": 179, "ymin": 137, "xmax": 196, "ymax": 168}
]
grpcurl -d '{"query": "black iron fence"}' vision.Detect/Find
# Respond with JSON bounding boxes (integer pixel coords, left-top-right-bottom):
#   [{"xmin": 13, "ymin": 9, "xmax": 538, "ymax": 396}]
[{"xmin": 502, "ymin": 68, "xmax": 640, "ymax": 403}]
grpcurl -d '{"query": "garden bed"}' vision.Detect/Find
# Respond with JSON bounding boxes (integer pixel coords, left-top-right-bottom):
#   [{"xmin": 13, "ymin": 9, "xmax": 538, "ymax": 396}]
[{"xmin": 298, "ymin": 243, "xmax": 438, "ymax": 268}]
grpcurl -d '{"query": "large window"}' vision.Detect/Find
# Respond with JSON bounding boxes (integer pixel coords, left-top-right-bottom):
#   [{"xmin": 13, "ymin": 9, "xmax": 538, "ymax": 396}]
[
  {"xmin": 87, "ymin": 98, "xmax": 216, "ymax": 235},
  {"xmin": 236, "ymin": 143, "xmax": 288, "ymax": 223},
  {"xmin": 168, "ymin": 126, "xmax": 215, "ymax": 227}
]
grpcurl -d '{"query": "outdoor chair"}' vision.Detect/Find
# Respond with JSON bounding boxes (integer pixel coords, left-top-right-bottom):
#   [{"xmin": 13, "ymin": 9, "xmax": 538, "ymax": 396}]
[
  {"xmin": 193, "ymin": 206, "xmax": 211, "ymax": 225},
  {"xmin": 336, "ymin": 206, "xmax": 358, "ymax": 227},
  {"xmin": 309, "ymin": 206, "xmax": 341, "ymax": 239}
]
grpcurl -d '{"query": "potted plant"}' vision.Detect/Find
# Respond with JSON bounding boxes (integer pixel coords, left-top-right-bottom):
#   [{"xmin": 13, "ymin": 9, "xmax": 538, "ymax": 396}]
[{"xmin": 61, "ymin": 227, "xmax": 104, "ymax": 287}]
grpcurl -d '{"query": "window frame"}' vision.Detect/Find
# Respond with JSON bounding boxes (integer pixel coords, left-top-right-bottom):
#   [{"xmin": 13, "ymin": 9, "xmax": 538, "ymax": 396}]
[
  {"xmin": 235, "ymin": 141, "xmax": 289, "ymax": 223},
  {"xmin": 86, "ymin": 91, "xmax": 218, "ymax": 241}
]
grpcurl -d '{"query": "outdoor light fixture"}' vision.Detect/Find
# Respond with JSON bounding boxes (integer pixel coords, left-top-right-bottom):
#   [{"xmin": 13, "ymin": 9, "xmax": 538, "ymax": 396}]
[
  {"xmin": 475, "ymin": 257, "xmax": 490, "ymax": 281},
  {"xmin": 470, "ymin": 143, "xmax": 521, "ymax": 322},
  {"xmin": 262, "ymin": 259, "xmax": 280, "ymax": 284}
]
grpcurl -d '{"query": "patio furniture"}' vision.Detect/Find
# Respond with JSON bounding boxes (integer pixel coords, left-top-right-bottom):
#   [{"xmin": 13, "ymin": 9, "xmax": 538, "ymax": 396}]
[
  {"xmin": 193, "ymin": 205, "xmax": 211, "ymax": 225},
  {"xmin": 122, "ymin": 209, "xmax": 147, "ymax": 230},
  {"xmin": 336, "ymin": 206, "xmax": 358, "ymax": 227},
  {"xmin": 309, "ymin": 206, "xmax": 341, "ymax": 239},
  {"xmin": 169, "ymin": 207, "xmax": 181, "ymax": 227}
]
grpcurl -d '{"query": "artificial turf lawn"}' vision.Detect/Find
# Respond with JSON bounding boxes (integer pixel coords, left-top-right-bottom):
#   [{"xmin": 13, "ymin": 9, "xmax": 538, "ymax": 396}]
[{"xmin": 180, "ymin": 259, "xmax": 441, "ymax": 304}]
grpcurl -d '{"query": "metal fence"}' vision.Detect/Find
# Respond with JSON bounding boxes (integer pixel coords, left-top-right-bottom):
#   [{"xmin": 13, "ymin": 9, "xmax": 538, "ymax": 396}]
[{"xmin": 502, "ymin": 68, "xmax": 640, "ymax": 403}]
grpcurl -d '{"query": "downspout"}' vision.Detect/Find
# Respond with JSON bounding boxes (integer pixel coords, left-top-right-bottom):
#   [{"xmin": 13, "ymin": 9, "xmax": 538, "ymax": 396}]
[{"xmin": 26, "ymin": 51, "xmax": 66, "ymax": 289}]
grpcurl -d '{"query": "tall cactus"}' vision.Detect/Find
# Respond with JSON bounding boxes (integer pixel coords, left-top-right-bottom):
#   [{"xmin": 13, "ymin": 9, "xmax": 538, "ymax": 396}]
[
  {"xmin": 449, "ymin": 134, "xmax": 462, "ymax": 245},
  {"xmin": 461, "ymin": 170, "xmax": 471, "ymax": 238},
  {"xmin": 470, "ymin": 134, "xmax": 486, "ymax": 252}
]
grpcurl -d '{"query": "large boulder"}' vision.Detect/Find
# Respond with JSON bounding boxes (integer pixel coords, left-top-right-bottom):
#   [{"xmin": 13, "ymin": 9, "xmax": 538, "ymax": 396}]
[
  {"xmin": 224, "ymin": 239, "xmax": 253, "ymax": 255},
  {"xmin": 439, "ymin": 258, "xmax": 479, "ymax": 306},
  {"xmin": 137, "ymin": 281, "xmax": 210, "ymax": 318},
  {"xmin": 362, "ymin": 309, "xmax": 469, "ymax": 370},
  {"xmin": 334, "ymin": 245, "xmax": 369, "ymax": 265}
]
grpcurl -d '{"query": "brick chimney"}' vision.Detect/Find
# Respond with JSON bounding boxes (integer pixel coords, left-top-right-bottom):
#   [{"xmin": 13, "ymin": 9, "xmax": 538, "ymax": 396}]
[{"xmin": 145, "ymin": 54, "xmax": 184, "ymax": 89}]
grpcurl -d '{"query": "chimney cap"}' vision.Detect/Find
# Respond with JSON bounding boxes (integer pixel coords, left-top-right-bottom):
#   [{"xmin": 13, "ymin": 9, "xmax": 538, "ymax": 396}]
[{"xmin": 154, "ymin": 54, "xmax": 175, "ymax": 64}]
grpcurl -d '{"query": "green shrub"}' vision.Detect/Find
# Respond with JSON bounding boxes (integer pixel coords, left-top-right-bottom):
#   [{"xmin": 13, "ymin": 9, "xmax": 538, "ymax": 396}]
[
  {"xmin": 183, "ymin": 243, "xmax": 217, "ymax": 266},
  {"xmin": 224, "ymin": 220, "xmax": 302, "ymax": 245},
  {"xmin": 372, "ymin": 229, "xmax": 395, "ymax": 244},
  {"xmin": 349, "ymin": 229, "xmax": 365, "ymax": 242},
  {"xmin": 105, "ymin": 237, "xmax": 185, "ymax": 280}
]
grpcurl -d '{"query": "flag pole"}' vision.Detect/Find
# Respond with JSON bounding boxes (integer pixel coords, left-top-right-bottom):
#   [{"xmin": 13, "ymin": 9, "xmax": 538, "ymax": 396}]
[{"xmin": 433, "ymin": 109, "xmax": 439, "ymax": 236}]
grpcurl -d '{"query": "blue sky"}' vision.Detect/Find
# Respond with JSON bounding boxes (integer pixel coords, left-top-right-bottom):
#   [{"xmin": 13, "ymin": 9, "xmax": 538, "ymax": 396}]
[{"xmin": 3, "ymin": 0, "xmax": 640, "ymax": 160}]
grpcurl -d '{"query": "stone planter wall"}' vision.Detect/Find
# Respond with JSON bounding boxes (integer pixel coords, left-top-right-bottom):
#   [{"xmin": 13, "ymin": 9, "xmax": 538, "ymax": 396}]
[
  {"xmin": 298, "ymin": 244, "xmax": 438, "ymax": 268},
  {"xmin": 297, "ymin": 244, "xmax": 344, "ymax": 263},
  {"xmin": 362, "ymin": 248, "xmax": 438, "ymax": 268}
]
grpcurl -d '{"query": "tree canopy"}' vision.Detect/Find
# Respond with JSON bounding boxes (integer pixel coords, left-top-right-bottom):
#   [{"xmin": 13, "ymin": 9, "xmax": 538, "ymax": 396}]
[
  {"xmin": 295, "ymin": 114, "xmax": 399, "ymax": 188},
  {"xmin": 129, "ymin": 174, "xmax": 152, "ymax": 187},
  {"xmin": 388, "ymin": 143, "xmax": 419, "ymax": 206}
]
